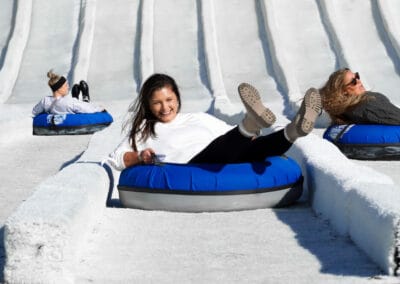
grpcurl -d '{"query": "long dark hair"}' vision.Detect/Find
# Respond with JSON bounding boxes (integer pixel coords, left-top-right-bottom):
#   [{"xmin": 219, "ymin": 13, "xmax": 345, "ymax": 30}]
[{"xmin": 127, "ymin": 73, "xmax": 181, "ymax": 151}]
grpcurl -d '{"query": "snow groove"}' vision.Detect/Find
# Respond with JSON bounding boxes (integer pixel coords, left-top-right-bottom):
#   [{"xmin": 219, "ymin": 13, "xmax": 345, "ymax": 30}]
[
  {"xmin": 259, "ymin": 0, "xmax": 299, "ymax": 111},
  {"xmin": 70, "ymin": 0, "xmax": 97, "ymax": 83},
  {"xmin": 139, "ymin": 0, "xmax": 154, "ymax": 84},
  {"xmin": 200, "ymin": 0, "xmax": 227, "ymax": 103},
  {"xmin": 0, "ymin": 0, "xmax": 15, "ymax": 70},
  {"xmin": 374, "ymin": 0, "xmax": 400, "ymax": 73},
  {"xmin": 0, "ymin": 0, "xmax": 32, "ymax": 103},
  {"xmin": 7, "ymin": 0, "xmax": 80, "ymax": 104}
]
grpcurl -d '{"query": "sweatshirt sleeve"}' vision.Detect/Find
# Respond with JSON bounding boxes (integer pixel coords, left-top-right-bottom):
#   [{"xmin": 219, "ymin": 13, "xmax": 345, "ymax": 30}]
[
  {"xmin": 32, "ymin": 98, "xmax": 46, "ymax": 116},
  {"xmin": 103, "ymin": 136, "xmax": 133, "ymax": 171},
  {"xmin": 343, "ymin": 92, "xmax": 400, "ymax": 125},
  {"xmin": 196, "ymin": 112, "xmax": 234, "ymax": 136}
]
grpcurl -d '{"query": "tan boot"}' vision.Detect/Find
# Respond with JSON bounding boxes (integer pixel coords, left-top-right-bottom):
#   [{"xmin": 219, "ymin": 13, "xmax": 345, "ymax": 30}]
[
  {"xmin": 285, "ymin": 88, "xmax": 321, "ymax": 142},
  {"xmin": 238, "ymin": 83, "xmax": 276, "ymax": 137}
]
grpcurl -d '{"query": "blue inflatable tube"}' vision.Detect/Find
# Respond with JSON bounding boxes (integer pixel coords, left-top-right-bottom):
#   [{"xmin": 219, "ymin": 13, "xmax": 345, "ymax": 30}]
[
  {"xmin": 323, "ymin": 124, "xmax": 400, "ymax": 160},
  {"xmin": 32, "ymin": 112, "xmax": 113, "ymax": 135},
  {"xmin": 118, "ymin": 156, "xmax": 303, "ymax": 212}
]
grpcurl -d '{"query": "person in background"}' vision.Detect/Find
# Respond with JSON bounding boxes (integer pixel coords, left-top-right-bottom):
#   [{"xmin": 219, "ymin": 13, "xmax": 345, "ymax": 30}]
[
  {"xmin": 105, "ymin": 73, "xmax": 321, "ymax": 170},
  {"xmin": 32, "ymin": 69, "xmax": 105, "ymax": 116},
  {"xmin": 320, "ymin": 68, "xmax": 400, "ymax": 125}
]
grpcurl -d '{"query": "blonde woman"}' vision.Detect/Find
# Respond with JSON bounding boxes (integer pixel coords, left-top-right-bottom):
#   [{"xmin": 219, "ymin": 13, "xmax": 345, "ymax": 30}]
[
  {"xmin": 321, "ymin": 68, "xmax": 400, "ymax": 125},
  {"xmin": 32, "ymin": 70, "xmax": 104, "ymax": 116}
]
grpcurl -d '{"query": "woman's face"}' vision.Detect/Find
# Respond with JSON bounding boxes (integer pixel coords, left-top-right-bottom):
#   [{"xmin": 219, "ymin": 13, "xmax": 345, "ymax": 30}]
[
  {"xmin": 149, "ymin": 86, "xmax": 179, "ymax": 123},
  {"xmin": 343, "ymin": 70, "xmax": 365, "ymax": 96},
  {"xmin": 55, "ymin": 81, "xmax": 69, "ymax": 97}
]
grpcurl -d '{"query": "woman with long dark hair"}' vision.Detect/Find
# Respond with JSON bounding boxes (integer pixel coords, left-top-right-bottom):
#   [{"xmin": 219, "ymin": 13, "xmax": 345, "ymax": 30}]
[{"xmin": 106, "ymin": 73, "xmax": 321, "ymax": 170}]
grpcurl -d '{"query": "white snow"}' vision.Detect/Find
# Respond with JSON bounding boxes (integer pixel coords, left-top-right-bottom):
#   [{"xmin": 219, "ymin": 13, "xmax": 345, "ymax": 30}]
[{"xmin": 1, "ymin": 0, "xmax": 400, "ymax": 283}]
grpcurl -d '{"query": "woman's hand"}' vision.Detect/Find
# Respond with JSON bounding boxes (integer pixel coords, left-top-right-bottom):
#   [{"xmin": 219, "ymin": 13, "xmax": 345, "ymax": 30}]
[
  {"xmin": 123, "ymin": 148, "xmax": 155, "ymax": 167},
  {"xmin": 138, "ymin": 148, "xmax": 156, "ymax": 164}
]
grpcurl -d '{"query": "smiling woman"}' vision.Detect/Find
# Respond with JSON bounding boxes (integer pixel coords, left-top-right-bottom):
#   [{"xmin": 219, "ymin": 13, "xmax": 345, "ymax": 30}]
[
  {"xmin": 148, "ymin": 86, "xmax": 180, "ymax": 123},
  {"xmin": 105, "ymin": 73, "xmax": 322, "ymax": 171},
  {"xmin": 105, "ymin": 73, "xmax": 321, "ymax": 211}
]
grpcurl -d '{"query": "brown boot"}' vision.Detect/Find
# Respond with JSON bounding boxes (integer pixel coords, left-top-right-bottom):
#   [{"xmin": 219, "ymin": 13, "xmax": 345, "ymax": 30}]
[
  {"xmin": 238, "ymin": 83, "xmax": 276, "ymax": 137},
  {"xmin": 285, "ymin": 88, "xmax": 321, "ymax": 142}
]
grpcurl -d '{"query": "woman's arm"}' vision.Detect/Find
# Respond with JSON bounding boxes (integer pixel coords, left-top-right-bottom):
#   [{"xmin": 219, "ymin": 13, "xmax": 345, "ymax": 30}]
[
  {"xmin": 196, "ymin": 112, "xmax": 234, "ymax": 135},
  {"xmin": 106, "ymin": 137, "xmax": 133, "ymax": 170},
  {"xmin": 343, "ymin": 93, "xmax": 400, "ymax": 125},
  {"xmin": 122, "ymin": 151, "xmax": 141, "ymax": 167},
  {"xmin": 32, "ymin": 98, "xmax": 46, "ymax": 116},
  {"xmin": 106, "ymin": 136, "xmax": 156, "ymax": 170},
  {"xmin": 123, "ymin": 148, "xmax": 155, "ymax": 167}
]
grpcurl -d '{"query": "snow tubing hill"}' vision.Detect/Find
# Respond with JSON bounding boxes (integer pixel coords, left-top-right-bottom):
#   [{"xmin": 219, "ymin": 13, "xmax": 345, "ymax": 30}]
[
  {"xmin": 118, "ymin": 156, "xmax": 303, "ymax": 212},
  {"xmin": 323, "ymin": 124, "xmax": 400, "ymax": 160},
  {"xmin": 32, "ymin": 112, "xmax": 113, "ymax": 135}
]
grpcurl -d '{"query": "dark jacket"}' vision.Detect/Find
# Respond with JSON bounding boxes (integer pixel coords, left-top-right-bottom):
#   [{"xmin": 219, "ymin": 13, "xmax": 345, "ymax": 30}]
[{"xmin": 342, "ymin": 92, "xmax": 400, "ymax": 125}]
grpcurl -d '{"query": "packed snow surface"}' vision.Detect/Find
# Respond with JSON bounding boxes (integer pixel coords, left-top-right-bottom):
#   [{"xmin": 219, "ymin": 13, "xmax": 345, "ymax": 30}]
[{"xmin": 1, "ymin": 0, "xmax": 400, "ymax": 282}]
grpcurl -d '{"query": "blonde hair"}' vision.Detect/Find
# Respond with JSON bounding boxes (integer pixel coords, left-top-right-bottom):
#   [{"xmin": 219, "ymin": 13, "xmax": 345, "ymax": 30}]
[
  {"xmin": 47, "ymin": 69, "xmax": 67, "ymax": 93},
  {"xmin": 47, "ymin": 69, "xmax": 61, "ymax": 88},
  {"xmin": 320, "ymin": 68, "xmax": 366, "ymax": 124}
]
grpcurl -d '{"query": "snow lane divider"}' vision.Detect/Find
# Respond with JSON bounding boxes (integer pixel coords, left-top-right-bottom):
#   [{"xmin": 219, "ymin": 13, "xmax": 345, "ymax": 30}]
[
  {"xmin": 288, "ymin": 134, "xmax": 400, "ymax": 275},
  {"xmin": 3, "ymin": 121, "xmax": 121, "ymax": 283},
  {"xmin": 4, "ymin": 162, "xmax": 110, "ymax": 283}
]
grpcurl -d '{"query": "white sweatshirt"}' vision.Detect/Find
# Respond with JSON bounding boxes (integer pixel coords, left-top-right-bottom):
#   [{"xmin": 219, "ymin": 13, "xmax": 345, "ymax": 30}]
[
  {"xmin": 106, "ymin": 112, "xmax": 234, "ymax": 170},
  {"xmin": 32, "ymin": 96, "xmax": 104, "ymax": 116}
]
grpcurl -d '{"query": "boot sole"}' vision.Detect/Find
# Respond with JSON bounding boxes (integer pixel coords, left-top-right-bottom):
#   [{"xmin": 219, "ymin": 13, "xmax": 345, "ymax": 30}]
[
  {"xmin": 297, "ymin": 88, "xmax": 321, "ymax": 135},
  {"xmin": 238, "ymin": 83, "xmax": 276, "ymax": 127}
]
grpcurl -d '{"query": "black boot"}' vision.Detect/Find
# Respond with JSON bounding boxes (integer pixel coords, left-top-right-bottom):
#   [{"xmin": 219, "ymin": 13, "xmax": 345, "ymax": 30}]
[
  {"xmin": 71, "ymin": 84, "xmax": 80, "ymax": 99},
  {"xmin": 80, "ymin": 80, "xmax": 90, "ymax": 102}
]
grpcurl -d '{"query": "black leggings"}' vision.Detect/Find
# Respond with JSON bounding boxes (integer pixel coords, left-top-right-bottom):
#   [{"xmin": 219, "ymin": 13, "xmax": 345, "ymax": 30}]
[{"xmin": 189, "ymin": 127, "xmax": 292, "ymax": 164}]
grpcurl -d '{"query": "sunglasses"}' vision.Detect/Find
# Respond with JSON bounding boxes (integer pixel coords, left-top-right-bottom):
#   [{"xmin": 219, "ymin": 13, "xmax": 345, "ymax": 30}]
[{"xmin": 345, "ymin": 72, "xmax": 360, "ymax": 87}]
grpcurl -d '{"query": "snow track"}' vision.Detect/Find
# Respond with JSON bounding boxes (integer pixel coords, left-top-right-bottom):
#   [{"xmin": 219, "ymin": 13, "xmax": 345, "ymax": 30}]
[
  {"xmin": 0, "ymin": 0, "xmax": 14, "ymax": 66},
  {"xmin": 2, "ymin": 0, "xmax": 400, "ymax": 282},
  {"xmin": 322, "ymin": 0, "xmax": 400, "ymax": 103},
  {"xmin": 86, "ymin": 0, "xmax": 140, "ymax": 101},
  {"xmin": 6, "ymin": 0, "xmax": 80, "ymax": 104},
  {"xmin": 152, "ymin": 0, "xmax": 212, "ymax": 111},
  {"xmin": 213, "ymin": 0, "xmax": 281, "ymax": 108},
  {"xmin": 264, "ymin": 0, "xmax": 336, "ymax": 97},
  {"xmin": 0, "ymin": 0, "xmax": 32, "ymax": 103},
  {"xmin": 75, "ymin": 206, "xmax": 383, "ymax": 283}
]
